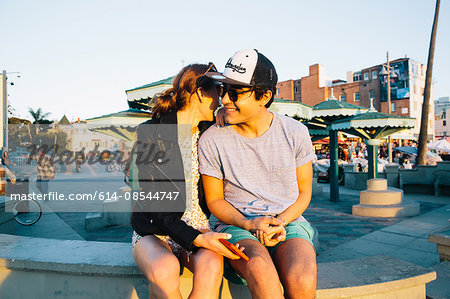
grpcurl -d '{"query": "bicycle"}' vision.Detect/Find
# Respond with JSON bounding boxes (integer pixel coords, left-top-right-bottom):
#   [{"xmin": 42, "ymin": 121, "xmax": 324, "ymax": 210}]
[
  {"xmin": 106, "ymin": 160, "xmax": 129, "ymax": 173},
  {"xmin": 12, "ymin": 199, "xmax": 42, "ymax": 226}
]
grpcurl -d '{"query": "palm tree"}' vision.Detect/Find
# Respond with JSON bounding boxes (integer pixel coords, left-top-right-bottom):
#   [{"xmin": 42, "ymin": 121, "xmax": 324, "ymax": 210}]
[
  {"xmin": 417, "ymin": 0, "xmax": 440, "ymax": 165},
  {"xmin": 28, "ymin": 107, "xmax": 51, "ymax": 124}
]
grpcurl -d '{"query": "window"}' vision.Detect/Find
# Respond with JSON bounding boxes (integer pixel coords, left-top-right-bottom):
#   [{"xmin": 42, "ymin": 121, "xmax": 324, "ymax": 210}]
[
  {"xmin": 277, "ymin": 88, "xmax": 280, "ymax": 95},
  {"xmin": 402, "ymin": 108, "xmax": 408, "ymax": 114},
  {"xmin": 294, "ymin": 87, "xmax": 299, "ymax": 93},
  {"xmin": 442, "ymin": 109, "xmax": 447, "ymax": 119},
  {"xmin": 443, "ymin": 120, "xmax": 447, "ymax": 126},
  {"xmin": 391, "ymin": 102, "xmax": 396, "ymax": 112},
  {"xmin": 369, "ymin": 90, "xmax": 375, "ymax": 100},
  {"xmin": 353, "ymin": 72, "xmax": 361, "ymax": 82},
  {"xmin": 372, "ymin": 71, "xmax": 377, "ymax": 79},
  {"xmin": 340, "ymin": 94, "xmax": 346, "ymax": 102},
  {"xmin": 364, "ymin": 73, "xmax": 369, "ymax": 81},
  {"xmin": 354, "ymin": 92, "xmax": 360, "ymax": 101}
]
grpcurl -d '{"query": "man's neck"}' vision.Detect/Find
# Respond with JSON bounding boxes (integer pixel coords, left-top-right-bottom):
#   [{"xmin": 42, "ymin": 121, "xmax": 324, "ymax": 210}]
[{"xmin": 233, "ymin": 110, "xmax": 274, "ymax": 138}]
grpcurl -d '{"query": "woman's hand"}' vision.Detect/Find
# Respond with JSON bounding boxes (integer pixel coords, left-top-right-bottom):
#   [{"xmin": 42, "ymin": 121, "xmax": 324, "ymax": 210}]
[
  {"xmin": 193, "ymin": 232, "xmax": 243, "ymax": 260},
  {"xmin": 215, "ymin": 107, "xmax": 226, "ymax": 127}
]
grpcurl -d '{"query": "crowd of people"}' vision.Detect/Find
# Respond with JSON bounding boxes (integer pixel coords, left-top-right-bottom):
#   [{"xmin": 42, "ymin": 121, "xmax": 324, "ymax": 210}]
[{"xmin": 315, "ymin": 140, "xmax": 419, "ymax": 169}]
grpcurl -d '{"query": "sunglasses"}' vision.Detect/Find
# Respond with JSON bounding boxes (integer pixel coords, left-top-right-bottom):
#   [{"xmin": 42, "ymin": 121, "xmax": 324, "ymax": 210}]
[
  {"xmin": 217, "ymin": 84, "xmax": 253, "ymax": 102},
  {"xmin": 196, "ymin": 62, "xmax": 218, "ymax": 88}
]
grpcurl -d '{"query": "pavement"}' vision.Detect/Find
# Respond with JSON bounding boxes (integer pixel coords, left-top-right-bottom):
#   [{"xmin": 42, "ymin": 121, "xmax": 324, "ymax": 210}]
[{"xmin": 6, "ymin": 174, "xmax": 450, "ymax": 299}]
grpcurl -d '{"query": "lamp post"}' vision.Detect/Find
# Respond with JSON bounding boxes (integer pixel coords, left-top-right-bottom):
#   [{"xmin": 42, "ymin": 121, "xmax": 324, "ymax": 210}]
[
  {"xmin": 0, "ymin": 70, "xmax": 20, "ymax": 152},
  {"xmin": 379, "ymin": 52, "xmax": 398, "ymax": 163}
]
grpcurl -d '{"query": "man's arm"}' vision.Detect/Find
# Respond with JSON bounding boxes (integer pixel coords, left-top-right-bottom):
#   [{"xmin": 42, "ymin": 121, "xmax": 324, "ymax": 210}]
[
  {"xmin": 202, "ymin": 174, "xmax": 282, "ymax": 233},
  {"xmin": 276, "ymin": 161, "xmax": 313, "ymax": 225},
  {"xmin": 257, "ymin": 161, "xmax": 313, "ymax": 247}
]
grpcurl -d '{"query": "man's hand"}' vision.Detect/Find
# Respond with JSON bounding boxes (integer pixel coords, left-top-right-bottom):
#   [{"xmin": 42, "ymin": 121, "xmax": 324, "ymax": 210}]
[
  {"xmin": 246, "ymin": 216, "xmax": 282, "ymax": 234},
  {"xmin": 255, "ymin": 224, "xmax": 286, "ymax": 247}
]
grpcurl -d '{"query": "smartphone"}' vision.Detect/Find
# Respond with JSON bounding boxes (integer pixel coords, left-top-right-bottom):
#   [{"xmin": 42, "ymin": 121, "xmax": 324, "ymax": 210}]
[{"xmin": 219, "ymin": 239, "xmax": 249, "ymax": 261}]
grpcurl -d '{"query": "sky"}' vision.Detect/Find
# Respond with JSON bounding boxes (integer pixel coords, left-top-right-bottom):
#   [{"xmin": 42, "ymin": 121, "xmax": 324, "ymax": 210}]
[{"xmin": 1, "ymin": 0, "xmax": 449, "ymax": 122}]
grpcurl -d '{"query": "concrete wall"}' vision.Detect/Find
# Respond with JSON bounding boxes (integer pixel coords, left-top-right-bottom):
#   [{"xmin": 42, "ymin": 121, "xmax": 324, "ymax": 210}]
[
  {"xmin": 0, "ymin": 234, "xmax": 436, "ymax": 299},
  {"xmin": 344, "ymin": 162, "xmax": 450, "ymax": 194}
]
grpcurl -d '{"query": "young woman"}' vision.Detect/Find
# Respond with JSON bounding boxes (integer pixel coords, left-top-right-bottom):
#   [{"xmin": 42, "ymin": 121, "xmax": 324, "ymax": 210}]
[{"xmin": 131, "ymin": 63, "xmax": 241, "ymax": 299}]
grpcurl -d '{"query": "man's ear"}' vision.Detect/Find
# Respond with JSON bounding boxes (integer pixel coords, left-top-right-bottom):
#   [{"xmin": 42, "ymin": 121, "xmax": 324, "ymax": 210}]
[{"xmin": 261, "ymin": 90, "xmax": 272, "ymax": 106}]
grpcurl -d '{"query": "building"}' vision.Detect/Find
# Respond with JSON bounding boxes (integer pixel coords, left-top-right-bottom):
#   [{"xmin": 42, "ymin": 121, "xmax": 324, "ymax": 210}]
[
  {"xmin": 300, "ymin": 64, "xmax": 331, "ymax": 106},
  {"xmin": 344, "ymin": 57, "xmax": 434, "ymax": 139},
  {"xmin": 276, "ymin": 58, "xmax": 434, "ymax": 139},
  {"xmin": 276, "ymin": 79, "xmax": 301, "ymax": 101},
  {"xmin": 58, "ymin": 117, "xmax": 122, "ymax": 153},
  {"xmin": 435, "ymin": 97, "xmax": 450, "ymax": 138}
]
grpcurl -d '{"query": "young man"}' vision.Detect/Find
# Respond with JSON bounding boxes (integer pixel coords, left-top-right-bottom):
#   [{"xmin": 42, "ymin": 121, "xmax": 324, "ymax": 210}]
[{"xmin": 199, "ymin": 49, "xmax": 317, "ymax": 298}]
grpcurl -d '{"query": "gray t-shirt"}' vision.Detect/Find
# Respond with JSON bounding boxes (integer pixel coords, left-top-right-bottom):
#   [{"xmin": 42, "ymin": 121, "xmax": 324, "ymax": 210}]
[{"xmin": 198, "ymin": 113, "xmax": 316, "ymax": 229}]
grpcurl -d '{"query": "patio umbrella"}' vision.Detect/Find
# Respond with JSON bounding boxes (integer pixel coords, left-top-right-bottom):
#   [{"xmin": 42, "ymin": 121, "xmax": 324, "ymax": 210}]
[
  {"xmin": 330, "ymin": 101, "xmax": 415, "ymax": 180},
  {"xmin": 428, "ymin": 139, "xmax": 450, "ymax": 152},
  {"xmin": 393, "ymin": 146, "xmax": 442, "ymax": 164},
  {"xmin": 307, "ymin": 90, "xmax": 368, "ymax": 202}
]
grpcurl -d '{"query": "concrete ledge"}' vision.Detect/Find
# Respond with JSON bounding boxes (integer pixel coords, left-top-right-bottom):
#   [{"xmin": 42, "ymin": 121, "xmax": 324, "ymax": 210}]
[
  {"xmin": 429, "ymin": 227, "xmax": 450, "ymax": 261},
  {"xmin": 0, "ymin": 234, "xmax": 436, "ymax": 298},
  {"xmin": 359, "ymin": 189, "xmax": 403, "ymax": 205},
  {"xmin": 353, "ymin": 200, "xmax": 420, "ymax": 217},
  {"xmin": 316, "ymin": 256, "xmax": 436, "ymax": 298}
]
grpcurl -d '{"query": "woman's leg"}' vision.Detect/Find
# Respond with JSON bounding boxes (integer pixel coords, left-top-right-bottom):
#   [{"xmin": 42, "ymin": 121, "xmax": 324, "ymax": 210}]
[
  {"xmin": 182, "ymin": 248, "xmax": 224, "ymax": 299},
  {"xmin": 133, "ymin": 235, "xmax": 182, "ymax": 299}
]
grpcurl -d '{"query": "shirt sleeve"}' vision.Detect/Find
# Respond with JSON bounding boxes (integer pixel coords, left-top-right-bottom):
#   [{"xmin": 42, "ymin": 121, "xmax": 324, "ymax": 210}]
[
  {"xmin": 198, "ymin": 130, "xmax": 223, "ymax": 180},
  {"xmin": 295, "ymin": 124, "xmax": 317, "ymax": 168}
]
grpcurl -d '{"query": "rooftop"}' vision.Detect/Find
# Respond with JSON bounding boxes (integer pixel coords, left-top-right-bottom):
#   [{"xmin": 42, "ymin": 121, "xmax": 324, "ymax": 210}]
[{"xmin": 125, "ymin": 76, "xmax": 174, "ymax": 93}]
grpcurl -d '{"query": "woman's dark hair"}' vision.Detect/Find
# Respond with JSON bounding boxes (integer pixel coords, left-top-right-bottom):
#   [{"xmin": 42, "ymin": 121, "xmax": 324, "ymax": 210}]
[{"xmin": 151, "ymin": 64, "xmax": 216, "ymax": 118}]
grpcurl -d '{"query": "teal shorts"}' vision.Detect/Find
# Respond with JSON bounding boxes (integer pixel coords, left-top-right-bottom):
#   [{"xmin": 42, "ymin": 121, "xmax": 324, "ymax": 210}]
[
  {"xmin": 222, "ymin": 220, "xmax": 315, "ymax": 255},
  {"xmin": 220, "ymin": 220, "xmax": 315, "ymax": 285}
]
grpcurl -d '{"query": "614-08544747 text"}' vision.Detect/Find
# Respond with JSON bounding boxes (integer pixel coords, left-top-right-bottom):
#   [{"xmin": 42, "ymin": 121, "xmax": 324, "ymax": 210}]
[{"xmin": 9, "ymin": 191, "xmax": 180, "ymax": 201}]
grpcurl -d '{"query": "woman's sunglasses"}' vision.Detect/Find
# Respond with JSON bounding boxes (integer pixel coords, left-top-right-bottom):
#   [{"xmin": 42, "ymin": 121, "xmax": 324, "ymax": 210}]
[
  {"xmin": 217, "ymin": 85, "xmax": 253, "ymax": 102},
  {"xmin": 196, "ymin": 62, "xmax": 217, "ymax": 88}
]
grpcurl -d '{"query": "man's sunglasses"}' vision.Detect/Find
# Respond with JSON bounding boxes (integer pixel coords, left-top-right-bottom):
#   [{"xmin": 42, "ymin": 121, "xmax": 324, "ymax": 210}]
[
  {"xmin": 217, "ymin": 84, "xmax": 253, "ymax": 102},
  {"xmin": 196, "ymin": 62, "xmax": 217, "ymax": 88}
]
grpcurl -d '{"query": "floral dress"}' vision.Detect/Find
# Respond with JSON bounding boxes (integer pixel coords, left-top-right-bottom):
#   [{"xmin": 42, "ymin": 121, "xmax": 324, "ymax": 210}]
[{"xmin": 131, "ymin": 129, "xmax": 211, "ymax": 258}]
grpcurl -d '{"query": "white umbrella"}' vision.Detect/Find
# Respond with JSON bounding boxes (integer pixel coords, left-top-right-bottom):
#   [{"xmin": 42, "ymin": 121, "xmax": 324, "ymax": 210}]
[{"xmin": 428, "ymin": 139, "xmax": 450, "ymax": 152}]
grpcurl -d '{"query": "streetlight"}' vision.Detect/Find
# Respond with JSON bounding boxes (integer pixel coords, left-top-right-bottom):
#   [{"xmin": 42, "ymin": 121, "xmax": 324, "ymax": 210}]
[
  {"xmin": 1, "ymin": 70, "xmax": 21, "ymax": 152},
  {"xmin": 379, "ymin": 52, "xmax": 398, "ymax": 163}
]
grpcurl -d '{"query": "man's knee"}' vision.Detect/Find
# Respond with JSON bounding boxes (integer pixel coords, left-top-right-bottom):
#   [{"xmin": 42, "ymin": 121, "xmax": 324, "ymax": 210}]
[
  {"xmin": 288, "ymin": 263, "xmax": 316, "ymax": 284},
  {"xmin": 243, "ymin": 254, "xmax": 275, "ymax": 277},
  {"xmin": 283, "ymin": 257, "xmax": 317, "ymax": 295}
]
